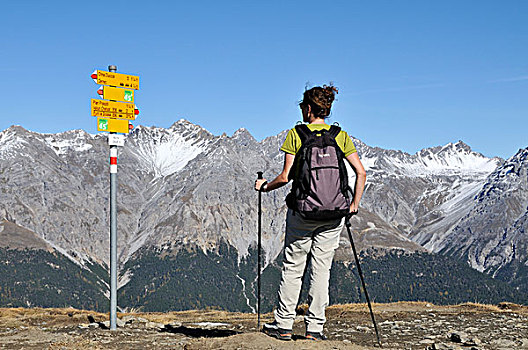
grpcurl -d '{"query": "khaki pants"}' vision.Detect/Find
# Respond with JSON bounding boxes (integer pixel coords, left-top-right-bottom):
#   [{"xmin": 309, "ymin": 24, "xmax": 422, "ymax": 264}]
[{"xmin": 274, "ymin": 209, "xmax": 344, "ymax": 333}]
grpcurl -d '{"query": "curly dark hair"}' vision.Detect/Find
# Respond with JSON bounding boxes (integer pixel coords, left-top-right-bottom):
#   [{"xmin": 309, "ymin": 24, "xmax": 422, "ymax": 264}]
[{"xmin": 300, "ymin": 84, "xmax": 339, "ymax": 118}]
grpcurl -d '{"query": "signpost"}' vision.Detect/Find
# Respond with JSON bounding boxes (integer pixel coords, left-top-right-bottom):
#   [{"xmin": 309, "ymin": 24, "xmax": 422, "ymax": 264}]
[{"xmin": 91, "ymin": 65, "xmax": 140, "ymax": 331}]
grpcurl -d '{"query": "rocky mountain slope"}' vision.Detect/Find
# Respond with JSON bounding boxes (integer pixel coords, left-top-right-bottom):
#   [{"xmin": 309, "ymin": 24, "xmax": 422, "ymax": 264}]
[{"xmin": 441, "ymin": 148, "xmax": 528, "ymax": 291}]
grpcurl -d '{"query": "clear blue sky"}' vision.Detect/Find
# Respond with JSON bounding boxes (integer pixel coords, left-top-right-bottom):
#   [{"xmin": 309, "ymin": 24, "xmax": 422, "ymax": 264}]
[{"xmin": 1, "ymin": 0, "xmax": 527, "ymax": 158}]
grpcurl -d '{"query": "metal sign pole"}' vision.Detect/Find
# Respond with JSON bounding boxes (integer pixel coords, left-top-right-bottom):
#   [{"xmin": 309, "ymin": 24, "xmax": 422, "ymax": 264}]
[
  {"xmin": 92, "ymin": 64, "xmax": 138, "ymax": 329},
  {"xmin": 108, "ymin": 64, "xmax": 118, "ymax": 331}
]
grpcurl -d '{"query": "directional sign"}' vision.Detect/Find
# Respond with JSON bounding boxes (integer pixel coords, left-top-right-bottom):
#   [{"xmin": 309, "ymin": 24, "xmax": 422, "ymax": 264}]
[
  {"xmin": 92, "ymin": 70, "xmax": 139, "ymax": 90},
  {"xmin": 97, "ymin": 118, "xmax": 130, "ymax": 133},
  {"xmin": 91, "ymin": 99, "xmax": 135, "ymax": 120},
  {"xmin": 98, "ymin": 86, "xmax": 134, "ymax": 103}
]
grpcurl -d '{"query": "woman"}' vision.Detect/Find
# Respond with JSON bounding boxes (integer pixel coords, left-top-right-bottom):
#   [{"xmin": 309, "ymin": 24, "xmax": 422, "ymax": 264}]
[{"xmin": 254, "ymin": 84, "xmax": 367, "ymax": 341}]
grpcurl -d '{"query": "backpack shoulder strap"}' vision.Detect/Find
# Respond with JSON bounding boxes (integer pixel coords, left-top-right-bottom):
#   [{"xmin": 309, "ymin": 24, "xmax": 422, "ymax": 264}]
[
  {"xmin": 328, "ymin": 125, "xmax": 341, "ymax": 138},
  {"xmin": 294, "ymin": 124, "xmax": 312, "ymax": 143}
]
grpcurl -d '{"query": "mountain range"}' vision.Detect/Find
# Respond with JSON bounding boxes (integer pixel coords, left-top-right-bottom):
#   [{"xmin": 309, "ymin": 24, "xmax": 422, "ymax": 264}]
[{"xmin": 0, "ymin": 120, "xmax": 526, "ymax": 311}]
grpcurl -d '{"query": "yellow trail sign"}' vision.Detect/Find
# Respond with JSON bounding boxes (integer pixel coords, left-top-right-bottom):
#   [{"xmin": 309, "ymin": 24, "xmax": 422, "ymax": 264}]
[
  {"xmin": 97, "ymin": 118, "xmax": 130, "ymax": 134},
  {"xmin": 94, "ymin": 70, "xmax": 139, "ymax": 90},
  {"xmin": 101, "ymin": 86, "xmax": 134, "ymax": 103},
  {"xmin": 91, "ymin": 99, "xmax": 135, "ymax": 120}
]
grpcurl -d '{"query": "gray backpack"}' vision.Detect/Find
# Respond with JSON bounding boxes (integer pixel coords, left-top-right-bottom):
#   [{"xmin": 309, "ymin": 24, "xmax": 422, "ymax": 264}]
[{"xmin": 286, "ymin": 124, "xmax": 353, "ymax": 220}]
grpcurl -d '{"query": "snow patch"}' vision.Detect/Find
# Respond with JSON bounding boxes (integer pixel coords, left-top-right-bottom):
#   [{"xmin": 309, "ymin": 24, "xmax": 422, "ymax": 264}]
[
  {"xmin": 361, "ymin": 156, "xmax": 378, "ymax": 171},
  {"xmin": 44, "ymin": 136, "xmax": 93, "ymax": 156},
  {"xmin": 119, "ymin": 270, "xmax": 133, "ymax": 289},
  {"xmin": 236, "ymin": 274, "xmax": 256, "ymax": 313}
]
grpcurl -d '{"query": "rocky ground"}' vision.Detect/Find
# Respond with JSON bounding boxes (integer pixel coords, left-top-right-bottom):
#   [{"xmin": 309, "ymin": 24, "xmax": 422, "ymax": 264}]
[{"xmin": 0, "ymin": 302, "xmax": 527, "ymax": 349}]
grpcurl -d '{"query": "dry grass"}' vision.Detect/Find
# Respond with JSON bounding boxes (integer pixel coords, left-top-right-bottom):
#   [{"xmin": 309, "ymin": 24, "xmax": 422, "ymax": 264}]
[
  {"xmin": 326, "ymin": 301, "xmax": 528, "ymax": 315},
  {"xmin": 453, "ymin": 302, "xmax": 504, "ymax": 312},
  {"xmin": 0, "ymin": 307, "xmax": 107, "ymax": 328},
  {"xmin": 48, "ymin": 339, "xmax": 100, "ymax": 350}
]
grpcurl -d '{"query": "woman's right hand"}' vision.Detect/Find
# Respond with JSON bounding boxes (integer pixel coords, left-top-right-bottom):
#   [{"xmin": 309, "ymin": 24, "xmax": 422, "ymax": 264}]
[
  {"xmin": 255, "ymin": 179, "xmax": 268, "ymax": 192},
  {"xmin": 349, "ymin": 202, "xmax": 359, "ymax": 214}
]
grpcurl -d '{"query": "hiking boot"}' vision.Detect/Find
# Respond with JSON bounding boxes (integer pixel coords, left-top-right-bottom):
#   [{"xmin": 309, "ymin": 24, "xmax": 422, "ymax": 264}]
[
  {"xmin": 262, "ymin": 321, "xmax": 292, "ymax": 341},
  {"xmin": 305, "ymin": 331, "xmax": 327, "ymax": 341}
]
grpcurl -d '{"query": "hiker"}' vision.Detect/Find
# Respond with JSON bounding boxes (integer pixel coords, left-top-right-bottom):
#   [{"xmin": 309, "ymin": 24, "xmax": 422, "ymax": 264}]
[{"xmin": 254, "ymin": 84, "xmax": 366, "ymax": 341}]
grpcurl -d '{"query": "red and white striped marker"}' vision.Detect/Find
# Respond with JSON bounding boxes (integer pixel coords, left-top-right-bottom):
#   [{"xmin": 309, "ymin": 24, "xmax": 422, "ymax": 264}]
[{"xmin": 110, "ymin": 148, "xmax": 118, "ymax": 173}]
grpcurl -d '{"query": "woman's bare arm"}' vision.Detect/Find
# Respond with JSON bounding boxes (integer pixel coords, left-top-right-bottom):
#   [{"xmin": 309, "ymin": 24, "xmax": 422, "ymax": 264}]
[
  {"xmin": 346, "ymin": 152, "xmax": 367, "ymax": 213},
  {"xmin": 254, "ymin": 153, "xmax": 295, "ymax": 192}
]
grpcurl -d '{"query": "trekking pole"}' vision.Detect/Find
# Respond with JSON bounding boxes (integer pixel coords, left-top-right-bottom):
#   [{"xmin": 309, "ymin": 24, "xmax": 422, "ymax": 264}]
[
  {"xmin": 256, "ymin": 171, "xmax": 264, "ymax": 330},
  {"xmin": 345, "ymin": 214, "xmax": 382, "ymax": 347}
]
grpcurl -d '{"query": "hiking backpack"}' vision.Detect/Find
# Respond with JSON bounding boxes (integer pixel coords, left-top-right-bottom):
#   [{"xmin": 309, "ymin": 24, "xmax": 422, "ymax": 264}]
[{"xmin": 286, "ymin": 124, "xmax": 353, "ymax": 220}]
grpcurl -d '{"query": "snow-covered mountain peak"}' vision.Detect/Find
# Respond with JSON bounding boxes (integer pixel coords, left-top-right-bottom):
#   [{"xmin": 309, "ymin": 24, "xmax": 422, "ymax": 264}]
[
  {"xmin": 423, "ymin": 141, "xmax": 471, "ymax": 155},
  {"xmin": 167, "ymin": 119, "xmax": 212, "ymax": 136},
  {"xmin": 0, "ymin": 126, "xmax": 30, "ymax": 160},
  {"xmin": 128, "ymin": 122, "xmax": 213, "ymax": 178},
  {"xmin": 416, "ymin": 142, "xmax": 499, "ymax": 175},
  {"xmin": 361, "ymin": 141, "xmax": 500, "ymax": 178},
  {"xmin": 232, "ymin": 127, "xmax": 249, "ymax": 136},
  {"xmin": 453, "ymin": 140, "xmax": 472, "ymax": 152},
  {"xmin": 1, "ymin": 125, "xmax": 99, "ymax": 159},
  {"xmin": 231, "ymin": 128, "xmax": 257, "ymax": 146}
]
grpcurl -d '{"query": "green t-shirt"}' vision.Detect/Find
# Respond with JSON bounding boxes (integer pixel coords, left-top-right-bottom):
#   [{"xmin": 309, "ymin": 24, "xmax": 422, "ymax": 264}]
[{"xmin": 280, "ymin": 124, "xmax": 357, "ymax": 156}]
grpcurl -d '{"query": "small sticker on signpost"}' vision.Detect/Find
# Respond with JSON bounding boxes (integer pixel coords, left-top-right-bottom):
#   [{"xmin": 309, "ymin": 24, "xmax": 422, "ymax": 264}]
[
  {"xmin": 99, "ymin": 119, "xmax": 108, "ymax": 131},
  {"xmin": 108, "ymin": 134, "xmax": 126, "ymax": 146},
  {"xmin": 124, "ymin": 90, "xmax": 133, "ymax": 102}
]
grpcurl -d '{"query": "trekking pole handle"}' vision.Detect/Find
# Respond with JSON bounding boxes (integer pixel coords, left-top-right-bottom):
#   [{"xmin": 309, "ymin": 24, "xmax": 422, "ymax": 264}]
[
  {"xmin": 346, "ymin": 210, "xmax": 358, "ymax": 226},
  {"xmin": 257, "ymin": 171, "xmax": 263, "ymax": 180}
]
